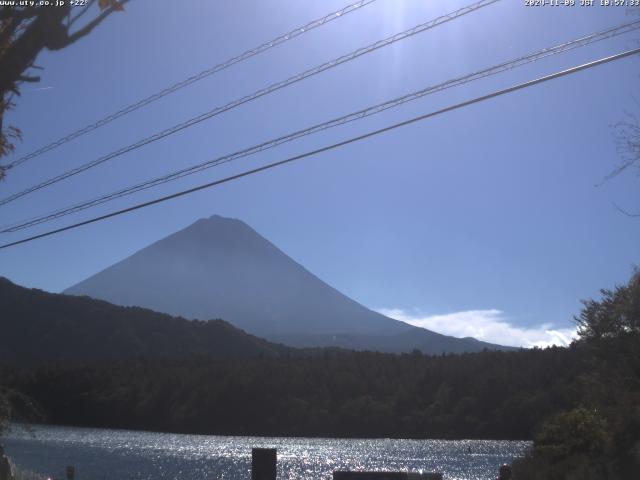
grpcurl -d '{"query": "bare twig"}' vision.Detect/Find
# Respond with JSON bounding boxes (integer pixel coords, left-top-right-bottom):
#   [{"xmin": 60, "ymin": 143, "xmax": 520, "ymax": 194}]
[
  {"xmin": 602, "ymin": 96, "xmax": 640, "ymax": 184},
  {"xmin": 68, "ymin": 0, "xmax": 98, "ymax": 28},
  {"xmin": 63, "ymin": 0, "xmax": 129, "ymax": 47},
  {"xmin": 18, "ymin": 74, "xmax": 40, "ymax": 83}
]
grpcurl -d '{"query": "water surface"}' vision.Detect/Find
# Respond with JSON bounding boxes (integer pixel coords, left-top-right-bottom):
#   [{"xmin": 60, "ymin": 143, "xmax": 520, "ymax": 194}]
[{"xmin": 3, "ymin": 425, "xmax": 530, "ymax": 480}]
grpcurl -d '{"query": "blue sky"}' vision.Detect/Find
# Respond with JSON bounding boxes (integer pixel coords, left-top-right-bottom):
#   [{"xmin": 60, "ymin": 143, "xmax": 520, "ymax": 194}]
[{"xmin": 0, "ymin": 0, "xmax": 638, "ymax": 347}]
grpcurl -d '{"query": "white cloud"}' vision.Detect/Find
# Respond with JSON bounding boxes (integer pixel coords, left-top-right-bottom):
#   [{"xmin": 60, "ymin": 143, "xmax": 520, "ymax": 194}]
[{"xmin": 376, "ymin": 308, "xmax": 578, "ymax": 348}]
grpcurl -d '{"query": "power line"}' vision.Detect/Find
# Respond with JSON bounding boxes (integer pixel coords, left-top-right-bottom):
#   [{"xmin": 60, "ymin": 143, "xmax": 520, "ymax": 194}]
[
  {"xmin": 1, "ymin": 46, "xmax": 638, "ymax": 251},
  {"xmin": 3, "ymin": 19, "xmax": 639, "ymax": 234},
  {"xmin": 1, "ymin": 0, "xmax": 380, "ymax": 171},
  {"xmin": 0, "ymin": 0, "xmax": 501, "ymax": 207}
]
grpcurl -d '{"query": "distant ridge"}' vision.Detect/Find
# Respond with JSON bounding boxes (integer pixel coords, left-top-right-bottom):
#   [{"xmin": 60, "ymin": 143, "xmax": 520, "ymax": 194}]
[
  {"xmin": 0, "ymin": 276, "xmax": 287, "ymax": 365},
  {"xmin": 65, "ymin": 215, "xmax": 513, "ymax": 354}
]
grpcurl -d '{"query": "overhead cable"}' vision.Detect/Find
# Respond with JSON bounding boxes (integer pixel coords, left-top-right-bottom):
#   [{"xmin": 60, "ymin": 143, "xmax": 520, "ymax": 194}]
[
  {"xmin": 3, "ymin": 19, "xmax": 638, "ymax": 233},
  {"xmin": 0, "ymin": 0, "xmax": 501, "ymax": 207},
  {"xmin": 2, "ymin": 0, "xmax": 380, "ymax": 170},
  {"xmin": 1, "ymin": 46, "xmax": 638, "ymax": 251}
]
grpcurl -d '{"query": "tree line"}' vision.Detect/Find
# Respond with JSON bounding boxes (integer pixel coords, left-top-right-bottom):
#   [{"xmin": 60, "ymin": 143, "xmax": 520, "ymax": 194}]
[{"xmin": 2, "ymin": 345, "xmax": 583, "ymax": 440}]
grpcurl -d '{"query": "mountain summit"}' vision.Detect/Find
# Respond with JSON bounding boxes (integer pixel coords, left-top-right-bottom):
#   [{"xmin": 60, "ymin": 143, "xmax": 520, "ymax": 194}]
[{"xmin": 65, "ymin": 215, "xmax": 510, "ymax": 354}]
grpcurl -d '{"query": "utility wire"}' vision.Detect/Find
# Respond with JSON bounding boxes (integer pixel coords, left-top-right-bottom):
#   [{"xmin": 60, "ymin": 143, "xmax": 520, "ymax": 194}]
[
  {"xmin": 3, "ymin": 19, "xmax": 639, "ymax": 234},
  {"xmin": 1, "ymin": 47, "xmax": 638, "ymax": 251},
  {"xmin": 0, "ymin": 0, "xmax": 501, "ymax": 207},
  {"xmin": 1, "ymin": 0, "xmax": 380, "ymax": 171}
]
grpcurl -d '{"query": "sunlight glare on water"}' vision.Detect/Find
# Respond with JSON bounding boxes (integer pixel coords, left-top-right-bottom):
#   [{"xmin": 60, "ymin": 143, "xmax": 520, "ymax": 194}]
[{"xmin": 3, "ymin": 425, "xmax": 530, "ymax": 480}]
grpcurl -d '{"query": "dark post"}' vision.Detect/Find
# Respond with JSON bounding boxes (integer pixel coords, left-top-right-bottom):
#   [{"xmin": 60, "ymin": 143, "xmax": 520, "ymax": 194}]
[
  {"xmin": 252, "ymin": 448, "xmax": 276, "ymax": 480},
  {"xmin": 498, "ymin": 464, "xmax": 512, "ymax": 480},
  {"xmin": 65, "ymin": 466, "xmax": 75, "ymax": 480}
]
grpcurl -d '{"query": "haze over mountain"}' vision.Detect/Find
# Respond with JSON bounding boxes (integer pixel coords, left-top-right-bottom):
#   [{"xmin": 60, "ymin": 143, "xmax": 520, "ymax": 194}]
[{"xmin": 65, "ymin": 215, "xmax": 511, "ymax": 354}]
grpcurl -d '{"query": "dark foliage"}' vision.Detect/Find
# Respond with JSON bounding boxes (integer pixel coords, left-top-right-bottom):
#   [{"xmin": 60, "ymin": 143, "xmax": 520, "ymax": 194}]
[
  {"xmin": 0, "ymin": 277, "xmax": 289, "ymax": 365},
  {"xmin": 2, "ymin": 346, "xmax": 586, "ymax": 440},
  {"xmin": 0, "ymin": 385, "xmax": 42, "ymax": 437},
  {"xmin": 513, "ymin": 270, "xmax": 640, "ymax": 479}
]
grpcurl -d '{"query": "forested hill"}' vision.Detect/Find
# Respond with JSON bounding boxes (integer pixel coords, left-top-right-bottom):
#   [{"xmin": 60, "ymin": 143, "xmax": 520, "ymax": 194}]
[
  {"xmin": 3, "ymin": 346, "xmax": 584, "ymax": 440},
  {"xmin": 0, "ymin": 277, "xmax": 289, "ymax": 365}
]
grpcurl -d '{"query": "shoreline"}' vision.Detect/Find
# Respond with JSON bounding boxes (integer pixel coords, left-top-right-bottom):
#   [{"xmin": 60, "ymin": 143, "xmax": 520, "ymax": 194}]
[{"xmin": 5, "ymin": 422, "xmax": 534, "ymax": 443}]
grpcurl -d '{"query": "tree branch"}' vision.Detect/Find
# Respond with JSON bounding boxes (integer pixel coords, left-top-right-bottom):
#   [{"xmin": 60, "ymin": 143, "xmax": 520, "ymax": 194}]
[
  {"xmin": 18, "ymin": 74, "xmax": 40, "ymax": 83},
  {"xmin": 68, "ymin": 0, "xmax": 98, "ymax": 28},
  {"xmin": 60, "ymin": 0, "xmax": 129, "ymax": 49}
]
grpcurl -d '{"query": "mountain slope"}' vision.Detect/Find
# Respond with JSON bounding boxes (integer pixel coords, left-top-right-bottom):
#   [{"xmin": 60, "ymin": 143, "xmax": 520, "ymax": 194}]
[
  {"xmin": 65, "ymin": 215, "xmax": 512, "ymax": 354},
  {"xmin": 0, "ymin": 277, "xmax": 287, "ymax": 365}
]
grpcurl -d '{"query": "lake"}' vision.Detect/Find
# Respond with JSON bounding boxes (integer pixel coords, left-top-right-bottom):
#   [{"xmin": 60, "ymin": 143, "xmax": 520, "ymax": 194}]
[{"xmin": 2, "ymin": 425, "xmax": 531, "ymax": 480}]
